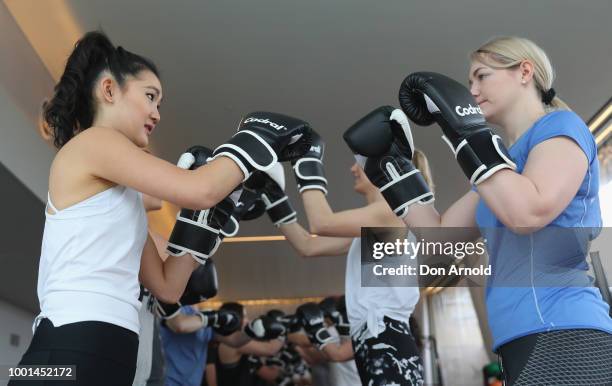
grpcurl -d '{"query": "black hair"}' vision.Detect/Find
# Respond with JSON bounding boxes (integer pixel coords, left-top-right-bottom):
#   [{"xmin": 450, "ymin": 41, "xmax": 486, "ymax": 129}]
[{"xmin": 44, "ymin": 30, "xmax": 159, "ymax": 148}]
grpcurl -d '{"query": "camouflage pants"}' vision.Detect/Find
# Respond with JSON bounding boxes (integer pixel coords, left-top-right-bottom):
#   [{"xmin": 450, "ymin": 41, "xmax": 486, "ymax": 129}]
[{"xmin": 352, "ymin": 317, "xmax": 424, "ymax": 386}]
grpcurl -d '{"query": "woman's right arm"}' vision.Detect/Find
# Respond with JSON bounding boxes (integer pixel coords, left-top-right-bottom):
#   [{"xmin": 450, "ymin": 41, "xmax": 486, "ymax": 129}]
[
  {"xmin": 278, "ymin": 222, "xmax": 352, "ymax": 258},
  {"xmin": 301, "ymin": 191, "xmax": 405, "ymax": 238},
  {"xmin": 83, "ymin": 127, "xmax": 244, "ymax": 209}
]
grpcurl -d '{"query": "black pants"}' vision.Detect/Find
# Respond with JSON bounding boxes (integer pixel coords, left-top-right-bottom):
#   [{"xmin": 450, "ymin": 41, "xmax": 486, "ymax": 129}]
[
  {"xmin": 352, "ymin": 316, "xmax": 424, "ymax": 386},
  {"xmin": 8, "ymin": 318, "xmax": 138, "ymax": 386},
  {"xmin": 498, "ymin": 329, "xmax": 612, "ymax": 386}
]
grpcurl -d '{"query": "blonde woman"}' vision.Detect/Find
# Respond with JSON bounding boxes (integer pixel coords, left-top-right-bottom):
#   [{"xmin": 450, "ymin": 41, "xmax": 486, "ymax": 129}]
[
  {"xmin": 348, "ymin": 36, "xmax": 612, "ymax": 385},
  {"xmin": 247, "ymin": 126, "xmax": 434, "ymax": 385}
]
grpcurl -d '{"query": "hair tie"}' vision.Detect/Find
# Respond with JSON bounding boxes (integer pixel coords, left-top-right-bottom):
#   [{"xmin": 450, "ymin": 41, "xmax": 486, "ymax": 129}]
[{"xmin": 542, "ymin": 88, "xmax": 556, "ymax": 105}]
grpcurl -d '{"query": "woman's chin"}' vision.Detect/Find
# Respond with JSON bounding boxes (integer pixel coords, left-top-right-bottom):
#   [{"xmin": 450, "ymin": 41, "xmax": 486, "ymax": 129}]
[
  {"xmin": 481, "ymin": 108, "xmax": 497, "ymax": 123},
  {"xmin": 135, "ymin": 136, "xmax": 149, "ymax": 148}
]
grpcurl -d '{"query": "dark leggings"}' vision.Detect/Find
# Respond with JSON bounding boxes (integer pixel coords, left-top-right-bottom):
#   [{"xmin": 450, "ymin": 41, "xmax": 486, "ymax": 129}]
[
  {"xmin": 352, "ymin": 316, "xmax": 424, "ymax": 386},
  {"xmin": 8, "ymin": 318, "xmax": 138, "ymax": 386},
  {"xmin": 498, "ymin": 329, "xmax": 612, "ymax": 386}
]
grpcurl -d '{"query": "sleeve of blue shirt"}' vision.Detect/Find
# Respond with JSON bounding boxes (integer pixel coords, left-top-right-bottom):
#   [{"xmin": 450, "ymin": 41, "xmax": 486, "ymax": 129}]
[{"xmin": 527, "ymin": 110, "xmax": 595, "ymax": 163}]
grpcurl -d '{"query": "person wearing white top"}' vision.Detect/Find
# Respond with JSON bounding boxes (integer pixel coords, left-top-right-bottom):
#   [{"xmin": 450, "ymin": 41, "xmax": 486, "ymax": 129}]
[
  {"xmin": 326, "ymin": 326, "xmax": 362, "ymax": 386},
  {"xmin": 12, "ymin": 29, "xmax": 311, "ymax": 386},
  {"xmin": 250, "ymin": 127, "xmax": 433, "ymax": 385}
]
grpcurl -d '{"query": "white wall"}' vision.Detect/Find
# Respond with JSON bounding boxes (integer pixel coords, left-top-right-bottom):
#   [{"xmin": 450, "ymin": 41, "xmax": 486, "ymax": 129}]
[
  {"xmin": 0, "ymin": 9, "xmax": 56, "ymax": 385},
  {"xmin": 430, "ymin": 287, "xmax": 491, "ymax": 386},
  {"xmin": 0, "ymin": 1, "xmax": 56, "ymax": 202},
  {"xmin": 0, "ymin": 299, "xmax": 35, "ymax": 386}
]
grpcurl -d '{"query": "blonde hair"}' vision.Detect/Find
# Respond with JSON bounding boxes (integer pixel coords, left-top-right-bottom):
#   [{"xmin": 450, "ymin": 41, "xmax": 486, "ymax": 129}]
[
  {"xmin": 413, "ymin": 149, "xmax": 435, "ymax": 192},
  {"xmin": 470, "ymin": 36, "xmax": 570, "ymax": 111}
]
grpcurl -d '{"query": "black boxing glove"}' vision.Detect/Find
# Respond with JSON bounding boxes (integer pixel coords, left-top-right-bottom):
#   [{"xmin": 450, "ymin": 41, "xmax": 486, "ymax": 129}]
[
  {"xmin": 334, "ymin": 295, "xmax": 351, "ymax": 337},
  {"xmin": 211, "ymin": 112, "xmax": 312, "ymax": 180},
  {"xmin": 291, "ymin": 130, "xmax": 328, "ymax": 195},
  {"xmin": 296, "ymin": 303, "xmax": 338, "ymax": 349},
  {"xmin": 318, "ymin": 297, "xmax": 338, "ymax": 321},
  {"xmin": 244, "ymin": 315, "xmax": 287, "ymax": 341},
  {"xmin": 244, "ymin": 164, "xmax": 297, "ymax": 227},
  {"xmin": 266, "ymin": 309, "xmax": 286, "ymax": 323},
  {"xmin": 178, "ymin": 258, "xmax": 218, "ymax": 305},
  {"xmin": 344, "ymin": 106, "xmax": 434, "ymax": 217},
  {"xmin": 280, "ymin": 314, "xmax": 302, "ymax": 334},
  {"xmin": 167, "ymin": 146, "xmax": 236, "ymax": 263},
  {"xmin": 154, "ymin": 258, "xmax": 219, "ymax": 320},
  {"xmin": 319, "ymin": 296, "xmax": 350, "ymax": 337},
  {"xmin": 200, "ymin": 308, "xmax": 242, "ymax": 336},
  {"xmin": 166, "ymin": 195, "xmax": 235, "ymax": 264},
  {"xmin": 232, "ymin": 182, "xmax": 267, "ymax": 223},
  {"xmin": 262, "ymin": 310, "xmax": 300, "ymax": 339},
  {"xmin": 399, "ymin": 72, "xmax": 516, "ymax": 184}
]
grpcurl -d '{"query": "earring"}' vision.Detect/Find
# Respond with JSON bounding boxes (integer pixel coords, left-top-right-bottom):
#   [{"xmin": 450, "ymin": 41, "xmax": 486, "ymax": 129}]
[{"xmin": 521, "ymin": 80, "xmax": 526, "ymax": 84}]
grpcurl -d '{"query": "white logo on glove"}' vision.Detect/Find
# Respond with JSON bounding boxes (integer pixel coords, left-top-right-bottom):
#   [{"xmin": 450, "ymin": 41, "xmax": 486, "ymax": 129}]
[
  {"xmin": 244, "ymin": 117, "xmax": 287, "ymax": 131},
  {"xmin": 309, "ymin": 316, "xmax": 324, "ymax": 325},
  {"xmin": 309, "ymin": 145, "xmax": 321, "ymax": 154},
  {"xmin": 455, "ymin": 104, "xmax": 483, "ymax": 117}
]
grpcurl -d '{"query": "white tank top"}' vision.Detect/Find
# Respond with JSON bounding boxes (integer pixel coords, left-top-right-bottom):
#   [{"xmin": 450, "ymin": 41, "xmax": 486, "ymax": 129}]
[
  {"xmin": 345, "ymin": 236, "xmax": 420, "ymax": 340},
  {"xmin": 36, "ymin": 185, "xmax": 148, "ymax": 334}
]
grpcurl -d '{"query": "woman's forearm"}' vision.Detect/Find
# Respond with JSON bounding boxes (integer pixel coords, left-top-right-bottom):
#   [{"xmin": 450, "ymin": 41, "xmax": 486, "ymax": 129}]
[
  {"xmin": 140, "ymin": 233, "xmax": 197, "ymax": 303},
  {"xmin": 301, "ymin": 190, "xmax": 336, "ymax": 234},
  {"xmin": 279, "ymin": 223, "xmax": 351, "ymax": 257},
  {"xmin": 477, "ymin": 170, "xmax": 564, "ymax": 233}
]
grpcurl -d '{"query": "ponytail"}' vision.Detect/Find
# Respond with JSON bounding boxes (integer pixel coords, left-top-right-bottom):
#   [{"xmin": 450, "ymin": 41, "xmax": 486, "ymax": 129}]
[
  {"xmin": 413, "ymin": 149, "xmax": 435, "ymax": 193},
  {"xmin": 44, "ymin": 31, "xmax": 159, "ymax": 148},
  {"xmin": 470, "ymin": 36, "xmax": 571, "ymax": 112}
]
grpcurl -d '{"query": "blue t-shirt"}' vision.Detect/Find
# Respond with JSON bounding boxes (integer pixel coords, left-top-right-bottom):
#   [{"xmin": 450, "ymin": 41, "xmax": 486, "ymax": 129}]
[
  {"xmin": 160, "ymin": 306, "xmax": 213, "ymax": 386},
  {"xmin": 475, "ymin": 110, "xmax": 612, "ymax": 351}
]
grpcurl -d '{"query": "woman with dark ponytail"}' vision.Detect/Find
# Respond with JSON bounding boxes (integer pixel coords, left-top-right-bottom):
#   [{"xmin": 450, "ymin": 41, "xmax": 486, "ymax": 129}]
[{"xmin": 10, "ymin": 31, "xmax": 310, "ymax": 386}]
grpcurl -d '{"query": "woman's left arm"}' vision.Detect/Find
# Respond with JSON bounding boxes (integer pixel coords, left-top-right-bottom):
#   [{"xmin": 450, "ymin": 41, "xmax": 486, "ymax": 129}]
[{"xmin": 476, "ymin": 137, "xmax": 588, "ymax": 233}]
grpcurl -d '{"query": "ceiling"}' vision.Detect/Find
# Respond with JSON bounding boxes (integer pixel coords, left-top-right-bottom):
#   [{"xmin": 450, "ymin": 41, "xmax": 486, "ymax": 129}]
[{"xmin": 2, "ymin": 0, "xmax": 611, "ymax": 311}]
